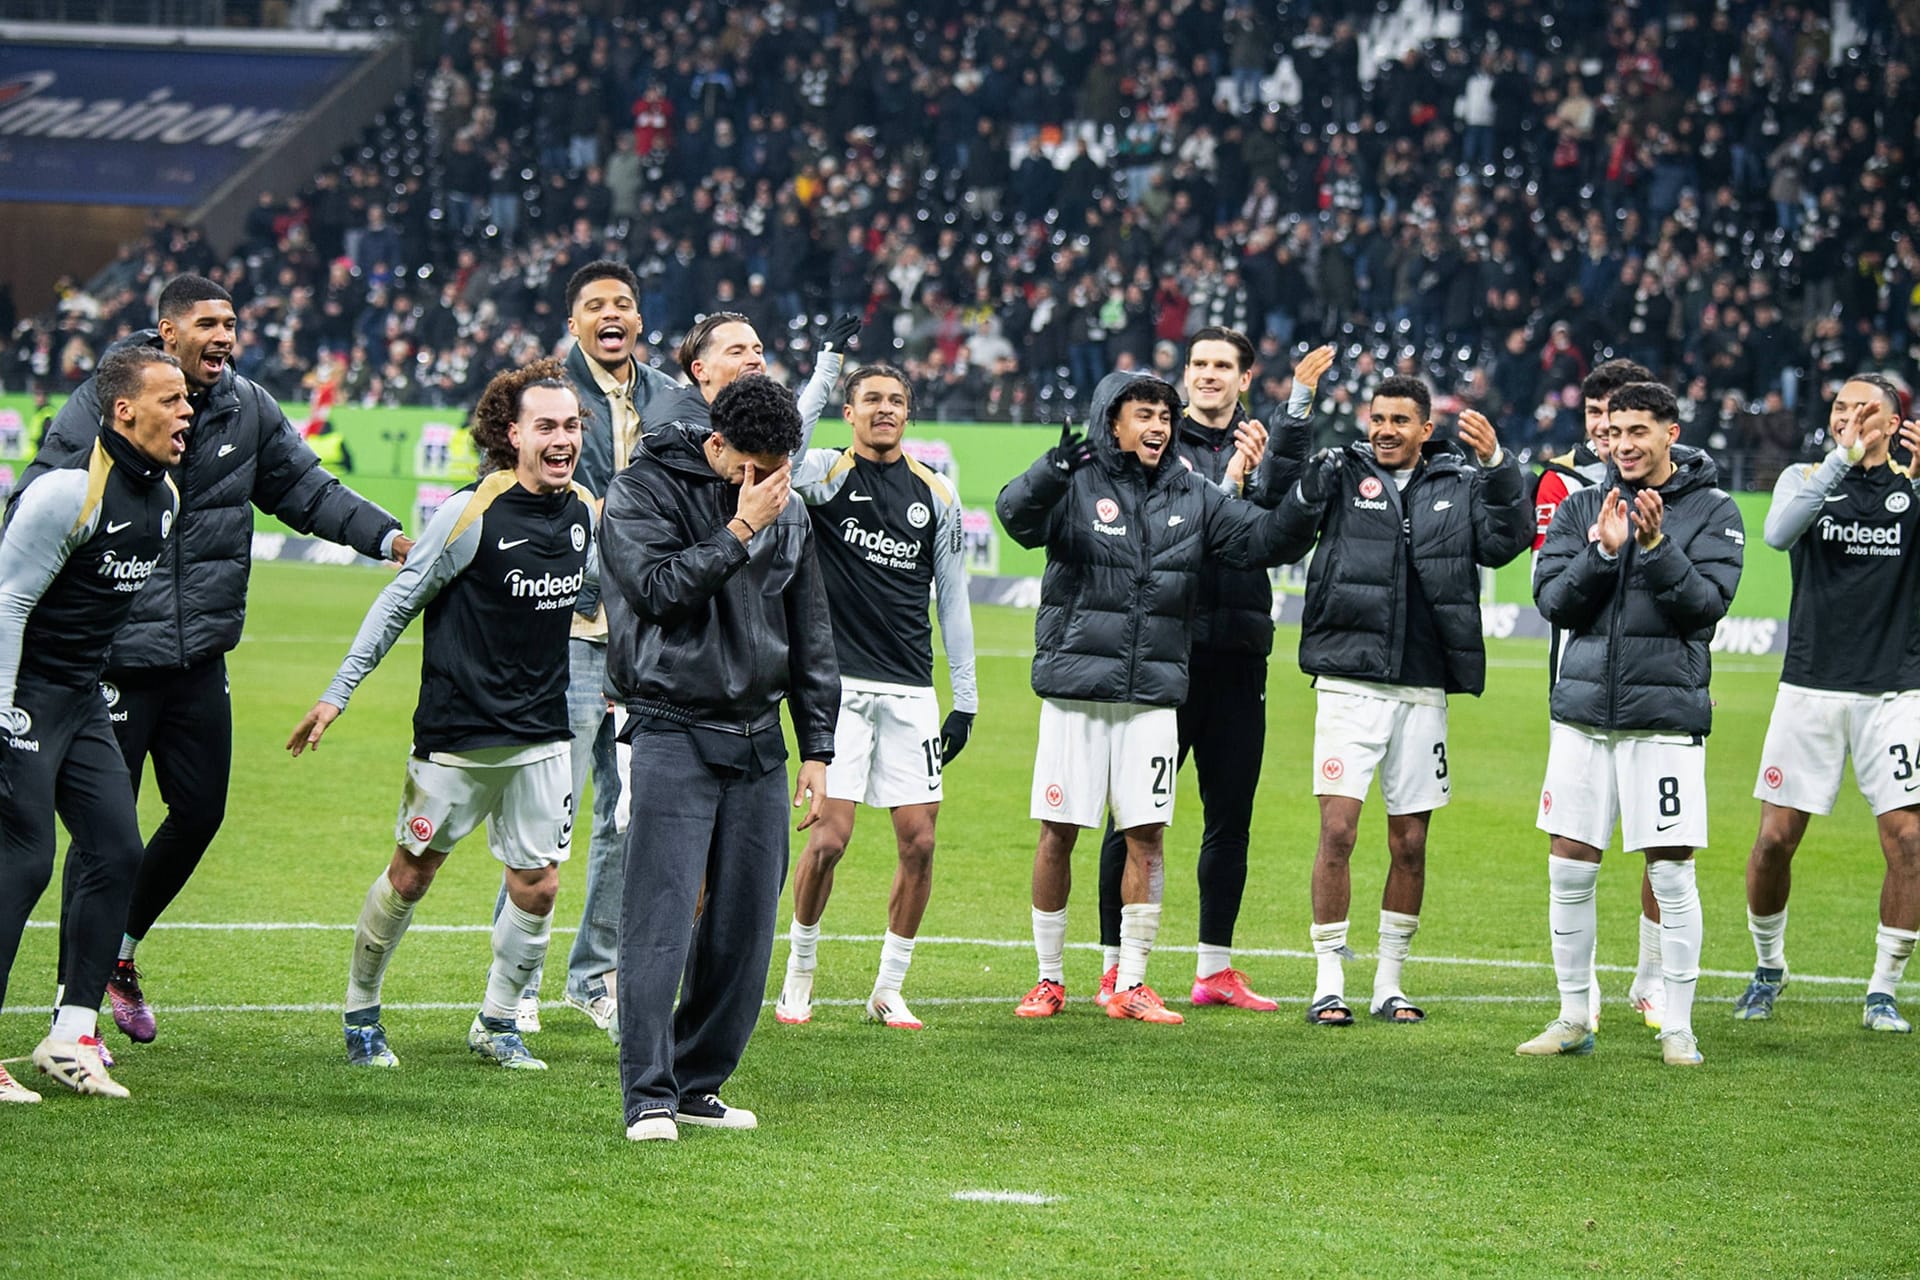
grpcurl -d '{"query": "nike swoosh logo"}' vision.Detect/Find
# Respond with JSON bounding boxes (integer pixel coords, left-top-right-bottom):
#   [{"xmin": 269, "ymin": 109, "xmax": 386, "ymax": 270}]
[
  {"xmin": 498, "ymin": 538, "xmax": 529, "ymax": 550},
  {"xmin": 849, "ymin": 492, "xmax": 873, "ymax": 502},
  {"xmin": 1825, "ymin": 494, "xmax": 1848, "ymax": 503},
  {"xmin": 1655, "ymin": 821, "xmax": 1681, "ymax": 832},
  {"xmin": 1168, "ymin": 515, "xmax": 1185, "ymax": 526},
  {"xmin": 106, "ymin": 521, "xmax": 132, "ymax": 534},
  {"xmin": 1551, "ymin": 929, "xmax": 1577, "ymax": 936},
  {"xmin": 1433, "ymin": 500, "xmax": 1452, "ymax": 511},
  {"xmin": 217, "ymin": 443, "xmax": 236, "ymax": 457},
  {"xmin": 1905, "ymin": 783, "xmax": 1919, "ymax": 793}
]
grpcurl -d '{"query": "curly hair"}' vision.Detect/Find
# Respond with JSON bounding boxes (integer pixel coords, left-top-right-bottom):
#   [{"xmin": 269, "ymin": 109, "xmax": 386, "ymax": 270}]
[
  {"xmin": 710, "ymin": 373, "xmax": 802, "ymax": 457},
  {"xmin": 1107, "ymin": 375, "xmax": 1183, "ymax": 427},
  {"xmin": 1371, "ymin": 375, "xmax": 1433, "ymax": 424},
  {"xmin": 469, "ymin": 358, "xmax": 583, "ymax": 474}
]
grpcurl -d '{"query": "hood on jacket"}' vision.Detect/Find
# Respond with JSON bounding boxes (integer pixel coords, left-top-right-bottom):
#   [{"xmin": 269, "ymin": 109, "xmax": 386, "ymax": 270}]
[
  {"xmin": 1348, "ymin": 435, "xmax": 1472, "ymax": 473},
  {"xmin": 1606, "ymin": 443, "xmax": 1719, "ymax": 497},
  {"xmin": 1085, "ymin": 369, "xmax": 1183, "ymax": 466},
  {"xmin": 633, "ymin": 420, "xmax": 723, "ymax": 480}
]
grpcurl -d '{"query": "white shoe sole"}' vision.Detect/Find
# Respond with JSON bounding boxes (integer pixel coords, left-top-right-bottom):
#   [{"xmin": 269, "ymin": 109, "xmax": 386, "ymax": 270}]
[
  {"xmin": 626, "ymin": 1117, "xmax": 679, "ymax": 1141},
  {"xmin": 563, "ymin": 994, "xmax": 616, "ymax": 1031}
]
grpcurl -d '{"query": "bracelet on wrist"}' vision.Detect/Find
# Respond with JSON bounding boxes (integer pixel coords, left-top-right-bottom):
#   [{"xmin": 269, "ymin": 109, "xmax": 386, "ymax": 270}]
[{"xmin": 731, "ymin": 516, "xmax": 756, "ymax": 536}]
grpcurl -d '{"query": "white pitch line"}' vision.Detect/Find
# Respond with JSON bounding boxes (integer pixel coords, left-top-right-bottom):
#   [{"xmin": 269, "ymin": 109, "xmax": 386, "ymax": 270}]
[
  {"xmin": 18, "ymin": 922, "xmax": 1906, "ymax": 989},
  {"xmin": 953, "ymin": 1191, "xmax": 1059, "ymax": 1206}
]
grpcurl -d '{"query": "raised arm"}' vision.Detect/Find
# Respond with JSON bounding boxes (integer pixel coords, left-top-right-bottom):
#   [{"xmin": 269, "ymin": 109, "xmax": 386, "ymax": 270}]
[
  {"xmin": 1762, "ymin": 451, "xmax": 1850, "ymax": 550},
  {"xmin": 603, "ymin": 462, "xmax": 790, "ymax": 625},
  {"xmin": 1470, "ymin": 449, "xmax": 1533, "ymax": 568}
]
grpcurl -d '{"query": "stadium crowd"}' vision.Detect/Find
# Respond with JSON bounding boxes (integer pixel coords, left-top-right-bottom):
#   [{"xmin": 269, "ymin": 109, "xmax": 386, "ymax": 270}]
[{"xmin": 5, "ymin": 0, "xmax": 1920, "ymax": 482}]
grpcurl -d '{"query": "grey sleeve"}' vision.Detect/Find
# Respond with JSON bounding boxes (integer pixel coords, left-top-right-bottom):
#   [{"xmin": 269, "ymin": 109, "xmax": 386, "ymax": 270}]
[
  {"xmin": 792, "ymin": 448, "xmax": 848, "ymax": 501},
  {"xmin": 0, "ymin": 470, "xmax": 93, "ymax": 716},
  {"xmin": 794, "ymin": 350, "xmax": 845, "ymax": 452},
  {"xmin": 930, "ymin": 489, "xmax": 978, "ymax": 714},
  {"xmin": 320, "ymin": 491, "xmax": 480, "ymax": 710},
  {"xmin": 1763, "ymin": 451, "xmax": 1851, "ymax": 550},
  {"xmin": 583, "ymin": 502, "xmax": 601, "ymax": 592}
]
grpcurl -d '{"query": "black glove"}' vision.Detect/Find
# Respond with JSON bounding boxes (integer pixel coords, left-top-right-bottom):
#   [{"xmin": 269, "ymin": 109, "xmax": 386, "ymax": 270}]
[
  {"xmin": 939, "ymin": 710, "xmax": 975, "ymax": 766},
  {"xmin": 1298, "ymin": 448, "xmax": 1343, "ymax": 505},
  {"xmin": 1047, "ymin": 417, "xmax": 1093, "ymax": 475},
  {"xmin": 821, "ymin": 312, "xmax": 862, "ymax": 352}
]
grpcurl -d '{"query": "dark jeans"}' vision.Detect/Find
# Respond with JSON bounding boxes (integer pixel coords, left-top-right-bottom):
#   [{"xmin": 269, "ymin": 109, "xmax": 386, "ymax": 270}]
[
  {"xmin": 1, "ymin": 683, "xmax": 144, "ymax": 1014},
  {"xmin": 1099, "ymin": 652, "xmax": 1269, "ymax": 949},
  {"xmin": 617, "ymin": 725, "xmax": 789, "ymax": 1123},
  {"xmin": 58, "ymin": 656, "xmax": 231, "ymax": 977}
]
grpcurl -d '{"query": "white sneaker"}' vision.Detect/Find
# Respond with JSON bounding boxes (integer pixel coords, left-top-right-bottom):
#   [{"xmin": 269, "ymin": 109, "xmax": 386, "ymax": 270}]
[
  {"xmin": 1627, "ymin": 977, "xmax": 1666, "ymax": 1030},
  {"xmin": 514, "ymin": 995, "xmax": 542, "ymax": 1034},
  {"xmin": 564, "ymin": 990, "xmax": 617, "ymax": 1033},
  {"xmin": 0, "ymin": 1063, "xmax": 42, "ymax": 1104},
  {"xmin": 864, "ymin": 988, "xmax": 923, "ymax": 1029},
  {"xmin": 775, "ymin": 972, "xmax": 813, "ymax": 1025},
  {"xmin": 626, "ymin": 1111, "xmax": 679, "ymax": 1142},
  {"xmin": 1515, "ymin": 1019, "xmax": 1596, "ymax": 1057},
  {"xmin": 32, "ymin": 1036, "xmax": 129, "ymax": 1097},
  {"xmin": 676, "ymin": 1092, "xmax": 757, "ymax": 1129},
  {"xmin": 1658, "ymin": 1028, "xmax": 1703, "ymax": 1066}
]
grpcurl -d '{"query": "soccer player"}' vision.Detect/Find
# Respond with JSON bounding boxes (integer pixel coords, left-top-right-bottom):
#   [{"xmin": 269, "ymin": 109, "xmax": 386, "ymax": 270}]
[
  {"xmin": 1274, "ymin": 377, "xmax": 1532, "ymax": 1026},
  {"xmin": 0, "ymin": 346, "xmax": 185, "ymax": 1101},
  {"xmin": 22, "ymin": 274, "xmax": 409, "ymax": 1044},
  {"xmin": 642, "ymin": 311, "xmax": 861, "ymax": 433},
  {"xmin": 1533, "ymin": 358, "xmax": 1666, "ymax": 1030},
  {"xmin": 995, "ymin": 371, "xmax": 1297, "ymax": 1025},
  {"xmin": 287, "ymin": 361, "xmax": 595, "ymax": 1072},
  {"xmin": 1524, "ymin": 381, "xmax": 1744, "ymax": 1066},
  {"xmin": 602, "ymin": 374, "xmax": 838, "ymax": 1141},
  {"xmin": 1091, "ymin": 334, "xmax": 1333, "ymax": 1012},
  {"xmin": 1738, "ymin": 375, "xmax": 1920, "ymax": 1032},
  {"xmin": 775, "ymin": 364, "xmax": 977, "ymax": 1030}
]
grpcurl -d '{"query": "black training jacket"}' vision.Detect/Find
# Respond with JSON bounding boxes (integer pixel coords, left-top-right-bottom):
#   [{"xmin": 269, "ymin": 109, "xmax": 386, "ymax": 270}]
[
  {"xmin": 600, "ymin": 421, "xmax": 838, "ymax": 760},
  {"xmin": 19, "ymin": 330, "xmax": 400, "ymax": 672},
  {"xmin": 994, "ymin": 371, "xmax": 1297, "ymax": 708},
  {"xmin": 1534, "ymin": 447, "xmax": 1745, "ymax": 735},
  {"xmin": 1172, "ymin": 405, "xmax": 1312, "ymax": 657},
  {"xmin": 1271, "ymin": 438, "xmax": 1532, "ymax": 696}
]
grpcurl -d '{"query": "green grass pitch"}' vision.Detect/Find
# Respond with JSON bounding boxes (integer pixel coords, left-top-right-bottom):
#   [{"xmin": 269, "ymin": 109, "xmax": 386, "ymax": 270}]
[{"xmin": 2, "ymin": 561, "xmax": 1913, "ymax": 1278}]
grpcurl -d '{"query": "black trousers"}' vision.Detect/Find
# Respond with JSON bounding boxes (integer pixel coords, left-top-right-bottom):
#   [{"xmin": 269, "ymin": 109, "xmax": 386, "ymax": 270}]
[
  {"xmin": 0, "ymin": 683, "xmax": 145, "ymax": 1015},
  {"xmin": 58, "ymin": 656, "xmax": 231, "ymax": 977},
  {"xmin": 1099, "ymin": 652, "xmax": 1268, "ymax": 950}
]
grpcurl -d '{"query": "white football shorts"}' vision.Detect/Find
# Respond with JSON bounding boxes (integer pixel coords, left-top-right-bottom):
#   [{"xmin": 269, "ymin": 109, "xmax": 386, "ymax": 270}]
[
  {"xmin": 394, "ymin": 741, "xmax": 573, "ymax": 870},
  {"xmin": 1537, "ymin": 722, "xmax": 1707, "ymax": 852},
  {"xmin": 1754, "ymin": 685, "xmax": 1920, "ymax": 817},
  {"xmin": 1311, "ymin": 685, "xmax": 1451, "ymax": 814},
  {"xmin": 827, "ymin": 680, "xmax": 945, "ymax": 807},
  {"xmin": 1030, "ymin": 698, "xmax": 1179, "ymax": 830}
]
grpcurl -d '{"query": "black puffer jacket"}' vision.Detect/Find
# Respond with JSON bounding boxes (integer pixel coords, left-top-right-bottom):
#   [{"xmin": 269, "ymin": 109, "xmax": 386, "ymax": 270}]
[
  {"xmin": 1272, "ymin": 438, "xmax": 1532, "ymax": 695},
  {"xmin": 600, "ymin": 421, "xmax": 838, "ymax": 760},
  {"xmin": 1175, "ymin": 405, "xmax": 1313, "ymax": 657},
  {"xmin": 18, "ymin": 330, "xmax": 401, "ymax": 671},
  {"xmin": 995, "ymin": 371, "xmax": 1296, "ymax": 707},
  {"xmin": 1534, "ymin": 447, "xmax": 1744, "ymax": 735}
]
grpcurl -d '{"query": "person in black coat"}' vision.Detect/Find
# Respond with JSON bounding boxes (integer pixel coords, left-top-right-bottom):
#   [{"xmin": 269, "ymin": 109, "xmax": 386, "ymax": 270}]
[
  {"xmin": 1270, "ymin": 375, "xmax": 1531, "ymax": 1028},
  {"xmin": 1523, "ymin": 382, "xmax": 1743, "ymax": 1068},
  {"xmin": 995, "ymin": 371, "xmax": 1297, "ymax": 1026}
]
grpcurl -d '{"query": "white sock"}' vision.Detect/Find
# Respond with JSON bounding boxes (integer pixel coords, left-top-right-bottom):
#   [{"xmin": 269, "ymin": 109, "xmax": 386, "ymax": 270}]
[
  {"xmin": 874, "ymin": 931, "xmax": 914, "ymax": 995},
  {"xmin": 1748, "ymin": 907, "xmax": 1788, "ymax": 973},
  {"xmin": 51, "ymin": 1005, "xmax": 98, "ymax": 1042},
  {"xmin": 1548, "ymin": 858, "xmax": 1599, "ymax": 1028},
  {"xmin": 484, "ymin": 901, "xmax": 553, "ymax": 1022},
  {"xmin": 1196, "ymin": 943, "xmax": 1232, "ymax": 978},
  {"xmin": 787, "ymin": 918, "xmax": 820, "ymax": 978},
  {"xmin": 1636, "ymin": 913, "xmax": 1663, "ymax": 986},
  {"xmin": 1101, "ymin": 945, "xmax": 1121, "ymax": 974},
  {"xmin": 1647, "ymin": 860, "xmax": 1702, "ymax": 1037},
  {"xmin": 346, "ymin": 871, "xmax": 415, "ymax": 1012},
  {"xmin": 1116, "ymin": 902, "xmax": 1162, "ymax": 991},
  {"xmin": 1374, "ymin": 911, "xmax": 1419, "ymax": 1007},
  {"xmin": 1032, "ymin": 907, "xmax": 1068, "ymax": 983},
  {"xmin": 1869, "ymin": 924, "xmax": 1918, "ymax": 998},
  {"xmin": 118, "ymin": 934, "xmax": 139, "ymax": 963},
  {"xmin": 1310, "ymin": 920, "xmax": 1349, "ymax": 1002}
]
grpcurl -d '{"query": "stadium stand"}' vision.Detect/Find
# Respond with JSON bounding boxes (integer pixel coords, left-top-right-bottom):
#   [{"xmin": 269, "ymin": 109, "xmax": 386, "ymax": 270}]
[{"xmin": 4, "ymin": 0, "xmax": 1918, "ymax": 487}]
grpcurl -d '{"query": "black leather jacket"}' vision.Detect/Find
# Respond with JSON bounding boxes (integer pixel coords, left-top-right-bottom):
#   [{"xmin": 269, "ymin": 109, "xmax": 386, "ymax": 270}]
[{"xmin": 600, "ymin": 421, "xmax": 838, "ymax": 761}]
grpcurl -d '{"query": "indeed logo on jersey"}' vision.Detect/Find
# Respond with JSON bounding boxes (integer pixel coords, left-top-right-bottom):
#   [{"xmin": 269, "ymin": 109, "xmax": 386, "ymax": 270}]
[
  {"xmin": 505, "ymin": 566, "xmax": 585, "ymax": 609},
  {"xmin": 97, "ymin": 549, "xmax": 161, "ymax": 592},
  {"xmin": 1817, "ymin": 515, "xmax": 1904, "ymax": 557},
  {"xmin": 840, "ymin": 517, "xmax": 923, "ymax": 571}
]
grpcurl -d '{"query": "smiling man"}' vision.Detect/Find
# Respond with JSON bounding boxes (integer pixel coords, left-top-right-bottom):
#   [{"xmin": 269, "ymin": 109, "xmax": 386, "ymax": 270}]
[
  {"xmin": 0, "ymin": 346, "xmax": 184, "ymax": 1101},
  {"xmin": 1527, "ymin": 381, "xmax": 1744, "ymax": 1067},
  {"xmin": 996, "ymin": 372, "xmax": 1302, "ymax": 1025},
  {"xmin": 287, "ymin": 361, "xmax": 596, "ymax": 1074},
  {"xmin": 1272, "ymin": 375, "xmax": 1532, "ymax": 1029},
  {"xmin": 22, "ymin": 274, "xmax": 411, "ymax": 1047}
]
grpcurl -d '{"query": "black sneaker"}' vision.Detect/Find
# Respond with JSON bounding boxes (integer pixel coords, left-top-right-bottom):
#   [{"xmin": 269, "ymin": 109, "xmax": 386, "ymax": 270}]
[{"xmin": 675, "ymin": 1092, "xmax": 757, "ymax": 1129}]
